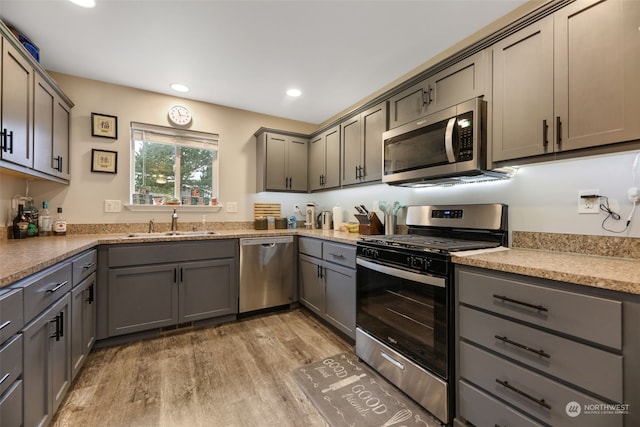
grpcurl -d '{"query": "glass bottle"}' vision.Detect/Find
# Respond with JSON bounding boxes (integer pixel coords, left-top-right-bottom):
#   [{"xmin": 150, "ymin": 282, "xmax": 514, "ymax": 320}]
[
  {"xmin": 24, "ymin": 199, "xmax": 39, "ymax": 237},
  {"xmin": 12, "ymin": 204, "xmax": 29, "ymax": 239},
  {"xmin": 39, "ymin": 201, "xmax": 52, "ymax": 236},
  {"xmin": 54, "ymin": 207, "xmax": 67, "ymax": 236}
]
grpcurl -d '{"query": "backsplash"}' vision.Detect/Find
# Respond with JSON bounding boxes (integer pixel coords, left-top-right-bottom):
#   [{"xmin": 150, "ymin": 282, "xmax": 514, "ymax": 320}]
[{"xmin": 512, "ymin": 231, "xmax": 640, "ymax": 260}]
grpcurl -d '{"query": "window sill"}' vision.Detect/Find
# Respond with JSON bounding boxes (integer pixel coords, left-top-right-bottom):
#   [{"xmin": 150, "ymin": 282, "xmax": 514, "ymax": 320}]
[{"xmin": 124, "ymin": 204, "xmax": 223, "ymax": 212}]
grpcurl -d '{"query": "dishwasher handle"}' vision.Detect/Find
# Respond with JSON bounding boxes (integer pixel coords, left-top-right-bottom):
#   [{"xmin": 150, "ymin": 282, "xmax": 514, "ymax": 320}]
[{"xmin": 240, "ymin": 236, "xmax": 294, "ymax": 246}]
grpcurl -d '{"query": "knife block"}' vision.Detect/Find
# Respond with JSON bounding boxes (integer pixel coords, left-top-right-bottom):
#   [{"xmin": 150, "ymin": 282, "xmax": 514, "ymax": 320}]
[{"xmin": 355, "ymin": 212, "xmax": 384, "ymax": 235}]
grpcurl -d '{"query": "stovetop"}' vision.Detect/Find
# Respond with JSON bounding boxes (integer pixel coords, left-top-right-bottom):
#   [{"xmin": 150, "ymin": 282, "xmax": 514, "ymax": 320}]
[{"xmin": 359, "ymin": 234, "xmax": 501, "ymax": 253}]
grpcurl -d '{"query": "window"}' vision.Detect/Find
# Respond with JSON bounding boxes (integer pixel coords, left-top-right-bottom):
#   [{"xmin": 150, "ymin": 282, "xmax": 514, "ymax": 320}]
[{"xmin": 130, "ymin": 122, "xmax": 219, "ymax": 206}]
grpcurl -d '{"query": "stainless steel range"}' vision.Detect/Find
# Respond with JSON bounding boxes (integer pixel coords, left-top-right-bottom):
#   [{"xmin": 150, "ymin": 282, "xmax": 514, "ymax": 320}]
[{"xmin": 355, "ymin": 203, "xmax": 508, "ymax": 425}]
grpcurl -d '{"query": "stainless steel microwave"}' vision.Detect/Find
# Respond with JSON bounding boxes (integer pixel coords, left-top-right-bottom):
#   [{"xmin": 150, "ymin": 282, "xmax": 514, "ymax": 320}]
[{"xmin": 382, "ymin": 97, "xmax": 496, "ymax": 186}]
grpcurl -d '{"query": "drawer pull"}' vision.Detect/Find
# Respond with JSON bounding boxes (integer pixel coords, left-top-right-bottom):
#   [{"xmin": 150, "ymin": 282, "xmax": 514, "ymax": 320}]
[
  {"xmin": 82, "ymin": 262, "xmax": 96, "ymax": 271},
  {"xmin": 495, "ymin": 379, "xmax": 551, "ymax": 410},
  {"xmin": 46, "ymin": 281, "xmax": 69, "ymax": 293},
  {"xmin": 495, "ymin": 335, "xmax": 551, "ymax": 358},
  {"xmin": 0, "ymin": 373, "xmax": 9, "ymax": 385},
  {"xmin": 0, "ymin": 320, "xmax": 10, "ymax": 331},
  {"xmin": 492, "ymin": 294, "xmax": 548, "ymax": 312},
  {"xmin": 380, "ymin": 351, "xmax": 405, "ymax": 370},
  {"xmin": 328, "ymin": 252, "xmax": 345, "ymax": 259}
]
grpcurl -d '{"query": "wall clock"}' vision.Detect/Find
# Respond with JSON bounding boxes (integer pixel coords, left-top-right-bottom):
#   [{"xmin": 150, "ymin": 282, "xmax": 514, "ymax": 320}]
[{"xmin": 168, "ymin": 104, "xmax": 192, "ymax": 126}]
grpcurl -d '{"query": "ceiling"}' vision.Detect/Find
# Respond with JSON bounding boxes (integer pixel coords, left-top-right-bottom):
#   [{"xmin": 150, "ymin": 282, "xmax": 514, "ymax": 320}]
[{"xmin": 0, "ymin": 0, "xmax": 527, "ymax": 124}]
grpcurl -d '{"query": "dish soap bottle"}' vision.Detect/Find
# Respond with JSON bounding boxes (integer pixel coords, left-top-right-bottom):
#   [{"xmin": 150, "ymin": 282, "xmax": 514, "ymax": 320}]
[{"xmin": 54, "ymin": 207, "xmax": 67, "ymax": 236}]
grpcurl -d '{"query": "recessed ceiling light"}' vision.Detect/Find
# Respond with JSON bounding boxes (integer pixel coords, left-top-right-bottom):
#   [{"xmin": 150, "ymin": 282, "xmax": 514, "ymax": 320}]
[
  {"xmin": 286, "ymin": 88, "xmax": 302, "ymax": 97},
  {"xmin": 69, "ymin": 0, "xmax": 96, "ymax": 8},
  {"xmin": 171, "ymin": 83, "xmax": 190, "ymax": 93}
]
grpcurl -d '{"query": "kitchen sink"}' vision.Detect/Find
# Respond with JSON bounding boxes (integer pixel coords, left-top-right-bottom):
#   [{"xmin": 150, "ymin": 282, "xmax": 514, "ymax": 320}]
[{"xmin": 123, "ymin": 231, "xmax": 218, "ymax": 238}]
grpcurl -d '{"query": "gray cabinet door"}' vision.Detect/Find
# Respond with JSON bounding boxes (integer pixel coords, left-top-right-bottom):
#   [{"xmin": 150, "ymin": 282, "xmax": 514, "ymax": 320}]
[
  {"xmin": 388, "ymin": 79, "xmax": 430, "ymax": 129},
  {"xmin": 492, "ymin": 16, "xmax": 554, "ymax": 162},
  {"xmin": 52, "ymin": 97, "xmax": 71, "ymax": 180},
  {"xmin": 361, "ymin": 103, "xmax": 385, "ymax": 183},
  {"xmin": 298, "ymin": 254, "xmax": 324, "ymax": 315},
  {"xmin": 179, "ymin": 258, "xmax": 238, "ymax": 322},
  {"xmin": 107, "ymin": 264, "xmax": 178, "ymax": 337},
  {"xmin": 23, "ymin": 293, "xmax": 71, "ymax": 427},
  {"xmin": 0, "ymin": 40, "xmax": 33, "ymax": 168},
  {"xmin": 287, "ymin": 137, "xmax": 308, "ymax": 191},
  {"xmin": 265, "ymin": 133, "xmax": 287, "ymax": 191},
  {"xmin": 324, "ymin": 262, "xmax": 356, "ymax": 339},
  {"xmin": 33, "ymin": 75, "xmax": 55, "ymax": 176},
  {"xmin": 554, "ymin": 0, "xmax": 640, "ymax": 152},
  {"xmin": 430, "ymin": 51, "xmax": 488, "ymax": 113},
  {"xmin": 341, "ymin": 115, "xmax": 361, "ymax": 186},
  {"xmin": 308, "ymin": 134, "xmax": 324, "ymax": 191},
  {"xmin": 324, "ymin": 126, "xmax": 340, "ymax": 189},
  {"xmin": 71, "ymin": 273, "xmax": 96, "ymax": 380}
]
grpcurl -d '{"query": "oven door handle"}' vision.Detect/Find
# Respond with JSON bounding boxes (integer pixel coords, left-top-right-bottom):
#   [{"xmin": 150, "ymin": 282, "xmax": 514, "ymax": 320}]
[
  {"xmin": 356, "ymin": 258, "xmax": 446, "ymax": 288},
  {"xmin": 380, "ymin": 351, "xmax": 405, "ymax": 371}
]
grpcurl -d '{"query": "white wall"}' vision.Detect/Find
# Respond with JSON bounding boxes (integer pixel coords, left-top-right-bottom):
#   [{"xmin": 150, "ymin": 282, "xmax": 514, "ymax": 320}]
[{"xmin": 299, "ymin": 151, "xmax": 640, "ymax": 238}]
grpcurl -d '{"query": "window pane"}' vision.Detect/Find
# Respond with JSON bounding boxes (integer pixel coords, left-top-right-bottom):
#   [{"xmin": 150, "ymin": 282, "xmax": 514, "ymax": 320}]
[
  {"xmin": 180, "ymin": 145, "xmax": 217, "ymax": 199},
  {"xmin": 134, "ymin": 141, "xmax": 176, "ymax": 196}
]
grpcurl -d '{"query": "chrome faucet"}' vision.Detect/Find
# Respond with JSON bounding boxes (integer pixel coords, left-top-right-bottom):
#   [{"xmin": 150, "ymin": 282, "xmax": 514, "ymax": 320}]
[
  {"xmin": 148, "ymin": 219, "xmax": 155, "ymax": 233},
  {"xmin": 171, "ymin": 209, "xmax": 178, "ymax": 232}
]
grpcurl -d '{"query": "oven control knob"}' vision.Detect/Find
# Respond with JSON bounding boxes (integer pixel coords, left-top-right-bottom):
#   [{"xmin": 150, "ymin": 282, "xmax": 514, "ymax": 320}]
[{"xmin": 410, "ymin": 256, "xmax": 424, "ymax": 270}]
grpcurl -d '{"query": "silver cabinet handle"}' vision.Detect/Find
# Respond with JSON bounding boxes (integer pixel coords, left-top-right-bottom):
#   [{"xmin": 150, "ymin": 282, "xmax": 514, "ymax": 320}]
[
  {"xmin": 0, "ymin": 373, "xmax": 9, "ymax": 385},
  {"xmin": 46, "ymin": 281, "xmax": 68, "ymax": 293},
  {"xmin": 0, "ymin": 320, "xmax": 10, "ymax": 331},
  {"xmin": 496, "ymin": 379, "xmax": 551, "ymax": 410}
]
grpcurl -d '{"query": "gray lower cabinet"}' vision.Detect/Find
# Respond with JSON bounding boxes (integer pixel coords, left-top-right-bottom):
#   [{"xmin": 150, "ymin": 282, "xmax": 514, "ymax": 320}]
[
  {"xmin": 100, "ymin": 240, "xmax": 239, "ymax": 339},
  {"xmin": 22, "ymin": 293, "xmax": 71, "ymax": 427},
  {"xmin": 0, "ymin": 287, "xmax": 23, "ymax": 427},
  {"xmin": 70, "ymin": 273, "xmax": 96, "ymax": 380},
  {"xmin": 298, "ymin": 237, "xmax": 355, "ymax": 339},
  {"xmin": 455, "ymin": 265, "xmax": 637, "ymax": 427}
]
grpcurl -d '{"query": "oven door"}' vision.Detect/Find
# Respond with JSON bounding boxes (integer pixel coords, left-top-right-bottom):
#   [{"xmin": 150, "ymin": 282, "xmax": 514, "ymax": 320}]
[{"xmin": 356, "ymin": 257, "xmax": 448, "ymax": 379}]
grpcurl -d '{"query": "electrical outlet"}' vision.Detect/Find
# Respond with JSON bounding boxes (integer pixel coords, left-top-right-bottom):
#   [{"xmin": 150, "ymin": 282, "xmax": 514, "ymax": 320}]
[
  {"xmin": 226, "ymin": 201, "xmax": 238, "ymax": 213},
  {"xmin": 578, "ymin": 189, "xmax": 600, "ymax": 214},
  {"xmin": 104, "ymin": 200, "xmax": 121, "ymax": 212}
]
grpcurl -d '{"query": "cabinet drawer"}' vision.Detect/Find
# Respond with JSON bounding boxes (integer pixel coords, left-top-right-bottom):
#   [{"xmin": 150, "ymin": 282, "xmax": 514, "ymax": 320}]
[
  {"xmin": 322, "ymin": 242, "xmax": 356, "ymax": 268},
  {"xmin": 0, "ymin": 379, "xmax": 22, "ymax": 427},
  {"xmin": 460, "ymin": 306, "xmax": 622, "ymax": 402},
  {"xmin": 20, "ymin": 262, "xmax": 72, "ymax": 323},
  {"xmin": 457, "ymin": 267, "xmax": 622, "ymax": 349},
  {"xmin": 0, "ymin": 288, "xmax": 23, "ymax": 343},
  {"xmin": 71, "ymin": 249, "xmax": 97, "ymax": 286},
  {"xmin": 0, "ymin": 334, "xmax": 22, "ymax": 398},
  {"xmin": 458, "ymin": 380, "xmax": 543, "ymax": 427},
  {"xmin": 459, "ymin": 341, "xmax": 622, "ymax": 427},
  {"xmin": 299, "ymin": 237, "xmax": 322, "ymax": 258},
  {"xmin": 108, "ymin": 239, "xmax": 237, "ymax": 267}
]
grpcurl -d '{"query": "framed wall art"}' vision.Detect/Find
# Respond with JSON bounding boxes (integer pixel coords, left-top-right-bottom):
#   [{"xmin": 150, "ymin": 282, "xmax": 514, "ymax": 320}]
[
  {"xmin": 91, "ymin": 112, "xmax": 118, "ymax": 139},
  {"xmin": 91, "ymin": 149, "xmax": 118, "ymax": 174}
]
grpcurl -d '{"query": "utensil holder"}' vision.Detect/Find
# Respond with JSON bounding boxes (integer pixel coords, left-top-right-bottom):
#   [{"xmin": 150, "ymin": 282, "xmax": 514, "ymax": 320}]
[{"xmin": 385, "ymin": 214, "xmax": 397, "ymax": 235}]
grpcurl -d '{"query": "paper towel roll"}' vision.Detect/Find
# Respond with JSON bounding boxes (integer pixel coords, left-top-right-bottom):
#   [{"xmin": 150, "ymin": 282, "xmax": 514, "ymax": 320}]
[{"xmin": 332, "ymin": 205, "xmax": 343, "ymax": 230}]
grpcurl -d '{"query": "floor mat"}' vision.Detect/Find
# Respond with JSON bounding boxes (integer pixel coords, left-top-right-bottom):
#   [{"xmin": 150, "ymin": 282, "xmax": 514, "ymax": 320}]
[{"xmin": 292, "ymin": 353, "xmax": 443, "ymax": 427}]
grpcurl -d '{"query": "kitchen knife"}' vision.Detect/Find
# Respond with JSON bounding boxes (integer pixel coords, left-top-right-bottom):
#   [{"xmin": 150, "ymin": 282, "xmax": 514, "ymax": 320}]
[
  {"xmin": 360, "ymin": 204, "xmax": 369, "ymax": 214},
  {"xmin": 355, "ymin": 206, "xmax": 365, "ymax": 214}
]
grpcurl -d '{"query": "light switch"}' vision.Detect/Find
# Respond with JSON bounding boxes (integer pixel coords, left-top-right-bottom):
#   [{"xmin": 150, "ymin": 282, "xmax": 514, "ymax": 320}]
[
  {"xmin": 104, "ymin": 200, "xmax": 121, "ymax": 212},
  {"xmin": 226, "ymin": 202, "xmax": 238, "ymax": 213}
]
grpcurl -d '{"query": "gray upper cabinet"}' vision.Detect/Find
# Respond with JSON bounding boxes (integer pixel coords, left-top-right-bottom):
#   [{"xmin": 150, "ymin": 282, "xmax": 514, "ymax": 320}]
[
  {"xmin": 492, "ymin": 16, "xmax": 554, "ymax": 161},
  {"xmin": 1, "ymin": 38, "xmax": 33, "ymax": 169},
  {"xmin": 388, "ymin": 50, "xmax": 488, "ymax": 129},
  {"xmin": 341, "ymin": 102, "xmax": 386, "ymax": 185},
  {"xmin": 493, "ymin": 0, "xmax": 640, "ymax": 162},
  {"xmin": 256, "ymin": 130, "xmax": 308, "ymax": 192},
  {"xmin": 309, "ymin": 125, "xmax": 340, "ymax": 191},
  {"xmin": 33, "ymin": 74, "xmax": 71, "ymax": 181}
]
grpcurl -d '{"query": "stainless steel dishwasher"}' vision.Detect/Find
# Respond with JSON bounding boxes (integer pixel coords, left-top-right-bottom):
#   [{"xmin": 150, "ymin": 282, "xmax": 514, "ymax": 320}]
[{"xmin": 239, "ymin": 236, "xmax": 294, "ymax": 313}]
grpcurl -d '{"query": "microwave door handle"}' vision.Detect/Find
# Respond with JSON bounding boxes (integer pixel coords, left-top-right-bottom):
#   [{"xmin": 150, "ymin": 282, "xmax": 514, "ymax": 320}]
[{"xmin": 444, "ymin": 117, "xmax": 457, "ymax": 163}]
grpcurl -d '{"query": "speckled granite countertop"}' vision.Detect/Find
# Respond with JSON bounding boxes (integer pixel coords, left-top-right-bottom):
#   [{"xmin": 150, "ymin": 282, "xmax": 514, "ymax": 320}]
[
  {"xmin": 453, "ymin": 248, "xmax": 640, "ymax": 295},
  {"xmin": 0, "ymin": 229, "xmax": 361, "ymax": 288},
  {"xmin": 2, "ymin": 229, "xmax": 638, "ymax": 296}
]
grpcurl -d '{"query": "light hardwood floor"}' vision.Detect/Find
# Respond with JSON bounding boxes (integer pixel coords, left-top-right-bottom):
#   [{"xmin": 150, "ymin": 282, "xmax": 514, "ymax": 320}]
[{"xmin": 52, "ymin": 309, "xmax": 353, "ymax": 427}]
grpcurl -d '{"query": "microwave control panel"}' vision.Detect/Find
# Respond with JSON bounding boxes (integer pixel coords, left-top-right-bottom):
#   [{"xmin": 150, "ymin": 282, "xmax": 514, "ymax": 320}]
[{"xmin": 457, "ymin": 111, "xmax": 474, "ymax": 161}]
